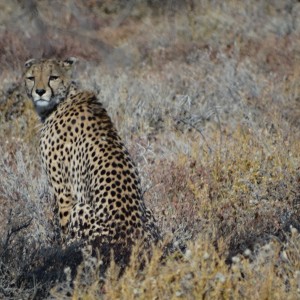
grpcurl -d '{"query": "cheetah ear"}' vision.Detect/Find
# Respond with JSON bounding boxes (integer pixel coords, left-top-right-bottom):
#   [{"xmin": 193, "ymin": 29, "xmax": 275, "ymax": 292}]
[
  {"xmin": 24, "ymin": 58, "xmax": 36, "ymax": 68},
  {"xmin": 63, "ymin": 57, "xmax": 77, "ymax": 69}
]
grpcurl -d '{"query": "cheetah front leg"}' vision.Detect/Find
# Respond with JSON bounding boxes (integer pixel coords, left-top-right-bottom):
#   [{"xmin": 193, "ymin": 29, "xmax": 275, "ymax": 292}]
[
  {"xmin": 51, "ymin": 183, "xmax": 75, "ymax": 238},
  {"xmin": 67, "ymin": 203, "xmax": 110, "ymax": 245}
]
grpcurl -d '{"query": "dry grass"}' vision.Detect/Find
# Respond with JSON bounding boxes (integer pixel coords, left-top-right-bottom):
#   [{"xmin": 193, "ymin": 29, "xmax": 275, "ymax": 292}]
[{"xmin": 0, "ymin": 0, "xmax": 300, "ymax": 299}]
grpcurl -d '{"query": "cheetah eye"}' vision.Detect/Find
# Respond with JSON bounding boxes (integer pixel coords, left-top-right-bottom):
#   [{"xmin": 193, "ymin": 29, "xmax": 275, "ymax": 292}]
[
  {"xmin": 27, "ymin": 76, "xmax": 35, "ymax": 81},
  {"xmin": 49, "ymin": 75, "xmax": 59, "ymax": 81}
]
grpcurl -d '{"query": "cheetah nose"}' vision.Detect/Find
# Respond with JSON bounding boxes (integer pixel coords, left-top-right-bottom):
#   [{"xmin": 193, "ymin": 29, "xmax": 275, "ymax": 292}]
[{"xmin": 36, "ymin": 89, "xmax": 46, "ymax": 96}]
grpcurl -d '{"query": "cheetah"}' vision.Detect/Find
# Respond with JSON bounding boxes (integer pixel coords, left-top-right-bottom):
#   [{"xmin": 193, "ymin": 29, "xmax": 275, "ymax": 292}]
[{"xmin": 24, "ymin": 57, "xmax": 160, "ymax": 249}]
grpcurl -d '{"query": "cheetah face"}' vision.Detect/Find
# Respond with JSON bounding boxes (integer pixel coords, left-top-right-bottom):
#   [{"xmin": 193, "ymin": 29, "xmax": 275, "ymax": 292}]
[{"xmin": 24, "ymin": 57, "xmax": 76, "ymax": 121}]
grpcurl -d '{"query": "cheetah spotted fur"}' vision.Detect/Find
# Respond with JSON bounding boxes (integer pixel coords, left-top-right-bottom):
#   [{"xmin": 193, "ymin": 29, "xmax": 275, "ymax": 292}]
[{"xmin": 24, "ymin": 57, "xmax": 160, "ymax": 248}]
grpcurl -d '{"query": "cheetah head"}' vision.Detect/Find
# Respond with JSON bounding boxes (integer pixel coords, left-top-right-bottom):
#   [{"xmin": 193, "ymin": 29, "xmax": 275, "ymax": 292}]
[{"xmin": 24, "ymin": 57, "xmax": 77, "ymax": 121}]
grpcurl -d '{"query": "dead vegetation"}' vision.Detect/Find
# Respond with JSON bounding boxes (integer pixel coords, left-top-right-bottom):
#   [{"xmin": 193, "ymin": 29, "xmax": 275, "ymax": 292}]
[{"xmin": 0, "ymin": 0, "xmax": 300, "ymax": 299}]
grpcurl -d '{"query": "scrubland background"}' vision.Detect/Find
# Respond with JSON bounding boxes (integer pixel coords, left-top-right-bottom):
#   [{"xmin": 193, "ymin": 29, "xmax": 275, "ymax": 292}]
[{"xmin": 0, "ymin": 0, "xmax": 300, "ymax": 299}]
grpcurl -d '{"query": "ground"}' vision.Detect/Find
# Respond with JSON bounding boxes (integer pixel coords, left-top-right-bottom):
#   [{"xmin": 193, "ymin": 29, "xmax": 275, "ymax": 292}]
[{"xmin": 0, "ymin": 1, "xmax": 300, "ymax": 299}]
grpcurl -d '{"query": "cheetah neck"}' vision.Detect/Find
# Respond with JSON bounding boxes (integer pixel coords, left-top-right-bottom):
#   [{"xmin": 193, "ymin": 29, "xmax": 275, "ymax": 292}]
[
  {"xmin": 67, "ymin": 81, "xmax": 79, "ymax": 98},
  {"xmin": 37, "ymin": 101, "xmax": 60, "ymax": 123},
  {"xmin": 39, "ymin": 81, "xmax": 78, "ymax": 123}
]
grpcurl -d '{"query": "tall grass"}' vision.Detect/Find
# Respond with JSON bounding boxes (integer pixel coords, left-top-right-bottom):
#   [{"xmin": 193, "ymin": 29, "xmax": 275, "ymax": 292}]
[{"xmin": 0, "ymin": 0, "xmax": 299, "ymax": 298}]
